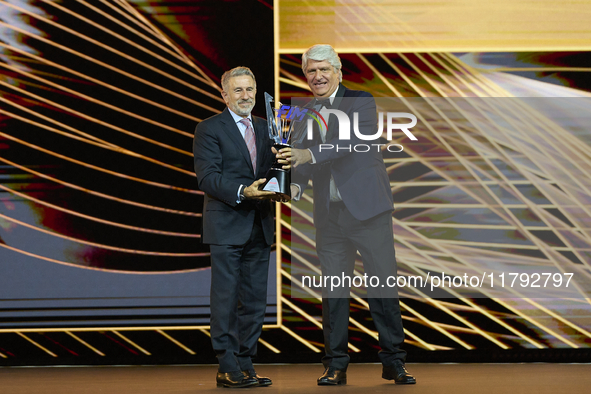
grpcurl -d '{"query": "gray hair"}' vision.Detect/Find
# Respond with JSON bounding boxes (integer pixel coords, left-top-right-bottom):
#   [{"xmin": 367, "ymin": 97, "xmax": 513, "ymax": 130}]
[
  {"xmin": 221, "ymin": 66, "xmax": 256, "ymax": 91},
  {"xmin": 301, "ymin": 44, "xmax": 342, "ymax": 81}
]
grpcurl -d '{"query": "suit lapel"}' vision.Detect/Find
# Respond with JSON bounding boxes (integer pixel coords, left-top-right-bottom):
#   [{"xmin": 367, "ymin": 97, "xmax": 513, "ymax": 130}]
[
  {"xmin": 253, "ymin": 116, "xmax": 268, "ymax": 178},
  {"xmin": 326, "ymin": 84, "xmax": 346, "ymax": 141},
  {"xmin": 219, "ymin": 108, "xmax": 255, "ymax": 174}
]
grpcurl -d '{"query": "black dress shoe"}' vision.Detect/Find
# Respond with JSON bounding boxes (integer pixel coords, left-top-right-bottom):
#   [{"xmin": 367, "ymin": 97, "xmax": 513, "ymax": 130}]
[
  {"xmin": 216, "ymin": 371, "xmax": 258, "ymax": 388},
  {"xmin": 242, "ymin": 369, "xmax": 272, "ymax": 386},
  {"xmin": 382, "ymin": 360, "xmax": 416, "ymax": 384},
  {"xmin": 317, "ymin": 366, "xmax": 347, "ymax": 385}
]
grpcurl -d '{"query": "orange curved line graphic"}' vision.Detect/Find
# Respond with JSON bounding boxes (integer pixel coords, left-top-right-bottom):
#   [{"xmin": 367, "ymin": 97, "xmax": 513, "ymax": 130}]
[
  {"xmin": 1, "ymin": 107, "xmax": 196, "ymax": 177},
  {"xmin": 59, "ymin": 0, "xmax": 219, "ymax": 89},
  {"xmin": 0, "ymin": 79, "xmax": 193, "ymax": 157},
  {"xmin": 0, "ymin": 131, "xmax": 202, "ymax": 194},
  {"xmin": 0, "ymin": 62, "xmax": 193, "ymax": 137},
  {"xmin": 0, "ymin": 184, "xmax": 201, "ymax": 238},
  {"xmin": 0, "ymin": 21, "xmax": 219, "ymax": 116},
  {"xmin": 8, "ymin": 1, "xmax": 223, "ymax": 104},
  {"xmin": 0, "ymin": 41, "xmax": 202, "ymax": 124},
  {"xmin": 0, "ymin": 243, "xmax": 210, "ymax": 274},
  {"xmin": 0, "ymin": 157, "xmax": 201, "ymax": 217},
  {"xmin": 0, "ymin": 212, "xmax": 205, "ymax": 256}
]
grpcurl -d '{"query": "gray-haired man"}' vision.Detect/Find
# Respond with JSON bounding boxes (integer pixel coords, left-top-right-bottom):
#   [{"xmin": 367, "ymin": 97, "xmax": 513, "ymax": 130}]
[
  {"xmin": 290, "ymin": 45, "xmax": 416, "ymax": 386},
  {"xmin": 194, "ymin": 66, "xmax": 289, "ymax": 388}
]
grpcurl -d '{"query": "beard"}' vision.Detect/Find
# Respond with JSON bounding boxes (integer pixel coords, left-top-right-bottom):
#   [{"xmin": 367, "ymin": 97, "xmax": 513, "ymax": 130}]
[{"xmin": 231, "ymin": 99, "xmax": 255, "ymax": 116}]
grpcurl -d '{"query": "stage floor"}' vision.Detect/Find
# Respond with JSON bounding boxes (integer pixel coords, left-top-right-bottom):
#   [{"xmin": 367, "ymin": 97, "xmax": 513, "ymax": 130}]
[{"xmin": 1, "ymin": 363, "xmax": 590, "ymax": 393}]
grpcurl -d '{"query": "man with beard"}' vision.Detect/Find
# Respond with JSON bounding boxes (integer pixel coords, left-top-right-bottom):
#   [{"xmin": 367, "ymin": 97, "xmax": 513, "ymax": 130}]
[
  {"xmin": 289, "ymin": 45, "xmax": 416, "ymax": 386},
  {"xmin": 193, "ymin": 66, "xmax": 290, "ymax": 388}
]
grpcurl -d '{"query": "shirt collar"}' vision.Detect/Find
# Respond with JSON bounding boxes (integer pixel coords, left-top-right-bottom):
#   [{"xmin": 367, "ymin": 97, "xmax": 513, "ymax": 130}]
[
  {"xmin": 316, "ymin": 86, "xmax": 338, "ymax": 105},
  {"xmin": 314, "ymin": 87, "xmax": 339, "ymax": 107},
  {"xmin": 328, "ymin": 87, "xmax": 338, "ymax": 104},
  {"xmin": 228, "ymin": 108, "xmax": 252, "ymax": 125}
]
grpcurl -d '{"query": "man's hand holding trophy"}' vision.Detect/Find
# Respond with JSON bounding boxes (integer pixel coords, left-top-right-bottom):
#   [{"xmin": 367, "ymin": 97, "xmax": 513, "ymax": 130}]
[{"xmin": 258, "ymin": 92, "xmax": 301, "ymax": 202}]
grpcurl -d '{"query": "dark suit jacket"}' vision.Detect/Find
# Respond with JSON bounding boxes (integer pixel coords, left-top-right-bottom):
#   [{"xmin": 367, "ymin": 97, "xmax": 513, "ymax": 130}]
[
  {"xmin": 193, "ymin": 108, "xmax": 275, "ymax": 245},
  {"xmin": 293, "ymin": 84, "xmax": 394, "ymax": 227}
]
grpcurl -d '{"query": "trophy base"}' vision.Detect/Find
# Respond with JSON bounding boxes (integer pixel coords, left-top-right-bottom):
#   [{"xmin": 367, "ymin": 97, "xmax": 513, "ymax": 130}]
[
  {"xmin": 260, "ymin": 168, "xmax": 290, "ymax": 199},
  {"xmin": 273, "ymin": 143, "xmax": 290, "ymax": 151}
]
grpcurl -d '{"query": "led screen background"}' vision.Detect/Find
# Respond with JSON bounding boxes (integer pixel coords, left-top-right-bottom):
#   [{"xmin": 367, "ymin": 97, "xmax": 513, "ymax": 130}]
[
  {"xmin": 276, "ymin": 0, "xmax": 591, "ymax": 355},
  {"xmin": 0, "ymin": 0, "xmax": 589, "ymax": 364},
  {"xmin": 0, "ymin": 0, "xmax": 277, "ymax": 333}
]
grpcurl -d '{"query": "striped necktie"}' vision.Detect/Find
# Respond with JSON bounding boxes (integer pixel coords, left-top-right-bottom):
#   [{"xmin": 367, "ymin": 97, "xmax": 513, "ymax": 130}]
[{"xmin": 239, "ymin": 118, "xmax": 257, "ymax": 174}]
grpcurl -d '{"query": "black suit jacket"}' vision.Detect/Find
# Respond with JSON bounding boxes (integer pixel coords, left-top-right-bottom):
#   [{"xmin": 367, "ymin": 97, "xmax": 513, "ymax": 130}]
[
  {"xmin": 193, "ymin": 108, "xmax": 275, "ymax": 245},
  {"xmin": 293, "ymin": 84, "xmax": 394, "ymax": 227}
]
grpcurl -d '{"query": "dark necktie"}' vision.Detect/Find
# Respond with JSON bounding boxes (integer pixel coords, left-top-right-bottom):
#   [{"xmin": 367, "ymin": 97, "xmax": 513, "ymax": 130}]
[
  {"xmin": 316, "ymin": 98, "xmax": 331, "ymax": 109},
  {"xmin": 315, "ymin": 99, "xmax": 332, "ymax": 142},
  {"xmin": 239, "ymin": 118, "xmax": 257, "ymax": 174}
]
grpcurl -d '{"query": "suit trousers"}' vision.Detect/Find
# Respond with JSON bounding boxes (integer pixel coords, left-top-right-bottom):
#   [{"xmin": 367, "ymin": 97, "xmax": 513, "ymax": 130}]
[
  {"xmin": 209, "ymin": 212, "xmax": 271, "ymax": 373},
  {"xmin": 316, "ymin": 202, "xmax": 406, "ymax": 370}
]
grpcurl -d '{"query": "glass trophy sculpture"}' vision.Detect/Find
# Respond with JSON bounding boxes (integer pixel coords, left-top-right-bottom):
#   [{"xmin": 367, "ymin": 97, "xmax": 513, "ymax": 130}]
[{"xmin": 259, "ymin": 92, "xmax": 297, "ymax": 198}]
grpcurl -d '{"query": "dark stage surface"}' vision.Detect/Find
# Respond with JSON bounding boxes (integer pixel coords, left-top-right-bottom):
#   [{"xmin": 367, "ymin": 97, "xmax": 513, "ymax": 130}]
[{"xmin": 1, "ymin": 363, "xmax": 590, "ymax": 394}]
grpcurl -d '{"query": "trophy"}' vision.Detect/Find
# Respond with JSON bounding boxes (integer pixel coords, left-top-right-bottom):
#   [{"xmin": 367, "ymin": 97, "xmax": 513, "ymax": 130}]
[{"xmin": 259, "ymin": 92, "xmax": 299, "ymax": 198}]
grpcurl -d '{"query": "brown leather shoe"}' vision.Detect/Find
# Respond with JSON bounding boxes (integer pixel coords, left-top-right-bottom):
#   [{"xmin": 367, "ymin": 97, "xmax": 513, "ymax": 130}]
[
  {"xmin": 216, "ymin": 371, "xmax": 258, "ymax": 388},
  {"xmin": 317, "ymin": 366, "xmax": 347, "ymax": 385},
  {"xmin": 242, "ymin": 369, "xmax": 272, "ymax": 386},
  {"xmin": 382, "ymin": 360, "xmax": 417, "ymax": 384}
]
